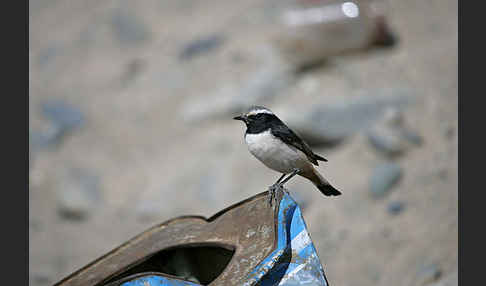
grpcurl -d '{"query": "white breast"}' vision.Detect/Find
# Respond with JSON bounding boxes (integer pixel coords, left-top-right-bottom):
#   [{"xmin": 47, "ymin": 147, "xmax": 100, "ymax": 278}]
[{"xmin": 245, "ymin": 130, "xmax": 309, "ymax": 174}]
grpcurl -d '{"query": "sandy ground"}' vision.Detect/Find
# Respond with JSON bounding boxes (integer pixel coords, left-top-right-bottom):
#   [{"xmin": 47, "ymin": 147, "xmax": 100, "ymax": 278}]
[{"xmin": 29, "ymin": 0, "xmax": 457, "ymax": 285}]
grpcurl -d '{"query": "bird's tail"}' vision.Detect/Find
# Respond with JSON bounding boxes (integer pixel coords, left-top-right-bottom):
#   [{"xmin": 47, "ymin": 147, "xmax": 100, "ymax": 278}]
[
  {"xmin": 317, "ymin": 183, "xmax": 342, "ymax": 196},
  {"xmin": 301, "ymin": 167, "xmax": 342, "ymax": 197}
]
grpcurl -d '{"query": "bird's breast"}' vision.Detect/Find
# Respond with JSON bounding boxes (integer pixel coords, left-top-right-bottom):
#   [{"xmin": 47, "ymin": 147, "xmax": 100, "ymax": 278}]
[{"xmin": 245, "ymin": 130, "xmax": 309, "ymax": 173}]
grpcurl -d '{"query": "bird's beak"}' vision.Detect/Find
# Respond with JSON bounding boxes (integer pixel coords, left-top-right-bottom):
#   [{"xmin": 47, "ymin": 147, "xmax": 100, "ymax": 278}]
[{"xmin": 233, "ymin": 114, "xmax": 247, "ymax": 123}]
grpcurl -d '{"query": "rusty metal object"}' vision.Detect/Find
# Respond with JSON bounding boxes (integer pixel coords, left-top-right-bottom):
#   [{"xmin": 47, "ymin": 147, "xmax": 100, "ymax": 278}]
[{"xmin": 53, "ymin": 190, "xmax": 329, "ymax": 286}]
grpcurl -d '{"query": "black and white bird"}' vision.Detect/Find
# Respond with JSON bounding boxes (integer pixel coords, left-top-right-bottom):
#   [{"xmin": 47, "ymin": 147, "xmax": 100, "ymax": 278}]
[{"xmin": 234, "ymin": 106, "xmax": 341, "ymax": 203}]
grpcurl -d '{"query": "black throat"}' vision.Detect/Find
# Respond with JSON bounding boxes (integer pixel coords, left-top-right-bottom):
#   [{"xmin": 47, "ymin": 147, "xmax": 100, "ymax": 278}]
[{"xmin": 245, "ymin": 113, "xmax": 283, "ymax": 135}]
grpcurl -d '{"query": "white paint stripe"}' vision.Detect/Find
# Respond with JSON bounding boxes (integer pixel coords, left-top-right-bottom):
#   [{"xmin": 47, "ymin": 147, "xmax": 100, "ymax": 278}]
[
  {"xmin": 291, "ymin": 230, "xmax": 312, "ymax": 254},
  {"xmin": 280, "ymin": 263, "xmax": 306, "ymax": 283}
]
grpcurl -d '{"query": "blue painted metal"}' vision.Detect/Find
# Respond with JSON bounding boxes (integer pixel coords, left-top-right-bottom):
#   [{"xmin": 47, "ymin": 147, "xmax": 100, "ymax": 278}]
[
  {"xmin": 120, "ymin": 276, "xmax": 201, "ymax": 286},
  {"xmin": 248, "ymin": 191, "xmax": 329, "ymax": 286},
  {"xmin": 120, "ymin": 192, "xmax": 329, "ymax": 286}
]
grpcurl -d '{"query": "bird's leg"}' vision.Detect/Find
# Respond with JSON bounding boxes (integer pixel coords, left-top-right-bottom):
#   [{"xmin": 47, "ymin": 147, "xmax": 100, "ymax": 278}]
[
  {"xmin": 278, "ymin": 168, "xmax": 301, "ymax": 188},
  {"xmin": 268, "ymin": 173, "xmax": 287, "ymax": 206},
  {"xmin": 267, "ymin": 169, "xmax": 301, "ymax": 207},
  {"xmin": 273, "ymin": 173, "xmax": 287, "ymax": 188}
]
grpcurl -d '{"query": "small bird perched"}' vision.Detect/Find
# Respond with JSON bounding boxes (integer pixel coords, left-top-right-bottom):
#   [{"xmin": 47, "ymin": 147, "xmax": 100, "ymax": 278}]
[{"xmin": 234, "ymin": 106, "xmax": 341, "ymax": 204}]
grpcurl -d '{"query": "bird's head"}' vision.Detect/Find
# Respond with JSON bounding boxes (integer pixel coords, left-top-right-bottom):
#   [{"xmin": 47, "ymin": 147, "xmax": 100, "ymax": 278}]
[{"xmin": 233, "ymin": 106, "xmax": 279, "ymax": 130}]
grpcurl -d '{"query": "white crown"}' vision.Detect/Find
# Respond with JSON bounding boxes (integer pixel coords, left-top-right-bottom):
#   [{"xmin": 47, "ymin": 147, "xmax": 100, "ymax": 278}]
[{"xmin": 247, "ymin": 106, "xmax": 274, "ymax": 116}]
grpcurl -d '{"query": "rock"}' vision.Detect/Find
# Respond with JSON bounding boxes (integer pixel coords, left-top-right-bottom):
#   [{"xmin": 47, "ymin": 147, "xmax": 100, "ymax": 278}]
[
  {"xmin": 29, "ymin": 128, "xmax": 59, "ymax": 152},
  {"xmin": 416, "ymin": 264, "xmax": 442, "ymax": 286},
  {"xmin": 367, "ymin": 125, "xmax": 422, "ymax": 158},
  {"xmin": 31, "ymin": 273, "xmax": 51, "ymax": 285},
  {"xmin": 387, "ymin": 201, "xmax": 405, "ymax": 215},
  {"xmin": 41, "ymin": 99, "xmax": 85, "ymax": 141},
  {"xmin": 111, "ymin": 9, "xmax": 150, "ymax": 45},
  {"xmin": 180, "ymin": 65, "xmax": 294, "ymax": 122},
  {"xmin": 42, "ymin": 100, "xmax": 84, "ymax": 130},
  {"xmin": 120, "ymin": 58, "xmax": 146, "ymax": 86},
  {"xmin": 442, "ymin": 125, "xmax": 455, "ymax": 139},
  {"xmin": 57, "ymin": 168, "xmax": 102, "ymax": 221},
  {"xmin": 367, "ymin": 130, "xmax": 407, "ymax": 157},
  {"xmin": 370, "ymin": 162, "xmax": 402, "ymax": 199},
  {"xmin": 399, "ymin": 128, "xmax": 423, "ymax": 146},
  {"xmin": 179, "ymin": 34, "xmax": 225, "ymax": 61},
  {"xmin": 283, "ymin": 91, "xmax": 413, "ymax": 146},
  {"xmin": 363, "ymin": 108, "xmax": 422, "ymax": 157},
  {"xmin": 38, "ymin": 99, "xmax": 84, "ymax": 148},
  {"xmin": 428, "ymin": 270, "xmax": 457, "ymax": 286},
  {"xmin": 37, "ymin": 45, "xmax": 60, "ymax": 68},
  {"xmin": 179, "ymin": 84, "xmax": 242, "ymax": 123},
  {"xmin": 437, "ymin": 169, "xmax": 448, "ymax": 180},
  {"xmin": 29, "ymin": 219, "xmax": 43, "ymax": 233}
]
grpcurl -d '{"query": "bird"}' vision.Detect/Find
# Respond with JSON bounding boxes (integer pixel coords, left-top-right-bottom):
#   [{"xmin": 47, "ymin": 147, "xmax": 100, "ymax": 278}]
[{"xmin": 234, "ymin": 106, "xmax": 341, "ymax": 204}]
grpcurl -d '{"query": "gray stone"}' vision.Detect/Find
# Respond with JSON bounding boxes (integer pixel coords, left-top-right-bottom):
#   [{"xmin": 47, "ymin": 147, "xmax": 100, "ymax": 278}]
[
  {"xmin": 111, "ymin": 9, "xmax": 150, "ymax": 45},
  {"xmin": 387, "ymin": 201, "xmax": 405, "ymax": 215},
  {"xmin": 37, "ymin": 46, "xmax": 60, "ymax": 68},
  {"xmin": 428, "ymin": 270, "xmax": 457, "ymax": 286},
  {"xmin": 179, "ymin": 34, "xmax": 225, "ymax": 60},
  {"xmin": 367, "ymin": 130, "xmax": 407, "ymax": 157},
  {"xmin": 39, "ymin": 99, "xmax": 84, "ymax": 147},
  {"xmin": 442, "ymin": 125, "xmax": 455, "ymax": 139},
  {"xmin": 283, "ymin": 92, "xmax": 413, "ymax": 146},
  {"xmin": 367, "ymin": 126, "xmax": 422, "ymax": 158},
  {"xmin": 57, "ymin": 168, "xmax": 102, "ymax": 221},
  {"xmin": 400, "ymin": 128, "xmax": 423, "ymax": 146},
  {"xmin": 41, "ymin": 99, "xmax": 84, "ymax": 131},
  {"xmin": 29, "ymin": 128, "xmax": 58, "ymax": 151},
  {"xmin": 370, "ymin": 162, "xmax": 403, "ymax": 199},
  {"xmin": 366, "ymin": 107, "xmax": 423, "ymax": 157},
  {"xmin": 31, "ymin": 273, "xmax": 51, "ymax": 285},
  {"xmin": 180, "ymin": 65, "xmax": 294, "ymax": 122},
  {"xmin": 416, "ymin": 264, "xmax": 442, "ymax": 286},
  {"xmin": 120, "ymin": 58, "xmax": 146, "ymax": 86}
]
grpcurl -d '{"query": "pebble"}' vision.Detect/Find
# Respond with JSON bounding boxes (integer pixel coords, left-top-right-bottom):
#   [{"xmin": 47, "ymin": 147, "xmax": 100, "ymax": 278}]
[
  {"xmin": 428, "ymin": 270, "xmax": 457, "ymax": 286},
  {"xmin": 283, "ymin": 93, "xmax": 413, "ymax": 146},
  {"xmin": 120, "ymin": 58, "xmax": 146, "ymax": 86},
  {"xmin": 41, "ymin": 99, "xmax": 84, "ymax": 132},
  {"xmin": 111, "ymin": 9, "xmax": 150, "ymax": 45},
  {"xmin": 57, "ymin": 168, "xmax": 102, "ymax": 221},
  {"xmin": 29, "ymin": 128, "xmax": 59, "ymax": 151},
  {"xmin": 370, "ymin": 162, "xmax": 403, "ymax": 199},
  {"xmin": 180, "ymin": 66, "xmax": 293, "ymax": 122},
  {"xmin": 35, "ymin": 100, "xmax": 85, "ymax": 149},
  {"xmin": 32, "ymin": 273, "xmax": 50, "ymax": 285},
  {"xmin": 416, "ymin": 264, "xmax": 442, "ymax": 286},
  {"xmin": 367, "ymin": 130, "xmax": 406, "ymax": 157},
  {"xmin": 179, "ymin": 34, "xmax": 225, "ymax": 61},
  {"xmin": 366, "ymin": 108, "xmax": 422, "ymax": 157},
  {"xmin": 387, "ymin": 201, "xmax": 405, "ymax": 215}
]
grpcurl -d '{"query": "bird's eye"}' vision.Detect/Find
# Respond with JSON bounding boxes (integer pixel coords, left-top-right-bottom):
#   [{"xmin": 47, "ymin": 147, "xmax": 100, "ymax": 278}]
[{"xmin": 247, "ymin": 113, "xmax": 265, "ymax": 121}]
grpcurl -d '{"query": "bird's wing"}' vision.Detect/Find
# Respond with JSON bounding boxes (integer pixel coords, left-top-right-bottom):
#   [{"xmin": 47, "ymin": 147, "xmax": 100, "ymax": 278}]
[{"xmin": 271, "ymin": 124, "xmax": 328, "ymax": 166}]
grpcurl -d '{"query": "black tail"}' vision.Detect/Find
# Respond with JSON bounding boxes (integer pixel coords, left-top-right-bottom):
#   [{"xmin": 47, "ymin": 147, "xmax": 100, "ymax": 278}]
[
  {"xmin": 317, "ymin": 184, "xmax": 342, "ymax": 196},
  {"xmin": 313, "ymin": 153, "xmax": 328, "ymax": 162}
]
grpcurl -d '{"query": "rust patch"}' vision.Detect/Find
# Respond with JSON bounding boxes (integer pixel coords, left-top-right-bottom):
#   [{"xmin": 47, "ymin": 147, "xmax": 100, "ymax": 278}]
[{"xmin": 54, "ymin": 190, "xmax": 282, "ymax": 286}]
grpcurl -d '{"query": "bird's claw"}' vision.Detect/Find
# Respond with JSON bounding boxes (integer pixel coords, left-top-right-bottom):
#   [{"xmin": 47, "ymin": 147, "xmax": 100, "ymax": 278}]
[{"xmin": 267, "ymin": 183, "xmax": 282, "ymax": 208}]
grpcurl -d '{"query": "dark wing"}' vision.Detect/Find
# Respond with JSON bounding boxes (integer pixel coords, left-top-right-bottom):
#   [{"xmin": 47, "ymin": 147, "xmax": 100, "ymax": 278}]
[{"xmin": 271, "ymin": 124, "xmax": 328, "ymax": 166}]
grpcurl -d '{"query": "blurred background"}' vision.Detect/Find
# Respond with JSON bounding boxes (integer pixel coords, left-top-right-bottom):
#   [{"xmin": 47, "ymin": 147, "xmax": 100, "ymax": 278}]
[{"xmin": 29, "ymin": 0, "xmax": 457, "ymax": 285}]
